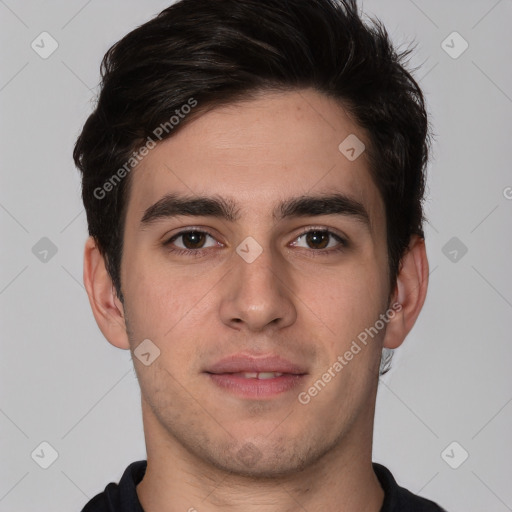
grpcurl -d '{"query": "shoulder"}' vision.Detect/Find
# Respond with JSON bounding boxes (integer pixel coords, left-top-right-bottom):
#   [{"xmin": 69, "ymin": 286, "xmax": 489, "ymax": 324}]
[
  {"xmin": 373, "ymin": 462, "xmax": 448, "ymax": 512},
  {"xmin": 80, "ymin": 460, "xmax": 147, "ymax": 512}
]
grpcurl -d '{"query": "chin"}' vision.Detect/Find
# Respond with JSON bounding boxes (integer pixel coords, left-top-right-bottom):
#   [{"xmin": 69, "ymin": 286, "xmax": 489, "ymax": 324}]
[{"xmin": 199, "ymin": 436, "xmax": 321, "ymax": 480}]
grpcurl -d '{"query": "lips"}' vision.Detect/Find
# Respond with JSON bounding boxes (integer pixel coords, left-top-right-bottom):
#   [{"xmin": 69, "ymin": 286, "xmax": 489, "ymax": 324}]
[
  {"xmin": 229, "ymin": 371, "xmax": 284, "ymax": 379},
  {"xmin": 205, "ymin": 354, "xmax": 308, "ymax": 376}
]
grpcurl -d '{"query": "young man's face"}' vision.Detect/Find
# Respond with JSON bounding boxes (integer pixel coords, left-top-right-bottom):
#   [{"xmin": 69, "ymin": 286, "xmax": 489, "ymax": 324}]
[{"xmin": 105, "ymin": 89, "xmax": 398, "ymax": 475}]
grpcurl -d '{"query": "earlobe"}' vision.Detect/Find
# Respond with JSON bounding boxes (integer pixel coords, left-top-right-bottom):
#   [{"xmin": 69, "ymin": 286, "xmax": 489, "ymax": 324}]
[
  {"xmin": 383, "ymin": 235, "xmax": 429, "ymax": 350},
  {"xmin": 83, "ymin": 236, "xmax": 131, "ymax": 350}
]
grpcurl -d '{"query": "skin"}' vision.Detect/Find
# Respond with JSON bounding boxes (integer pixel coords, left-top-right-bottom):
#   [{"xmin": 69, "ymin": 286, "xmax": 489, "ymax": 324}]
[{"xmin": 84, "ymin": 88, "xmax": 428, "ymax": 512}]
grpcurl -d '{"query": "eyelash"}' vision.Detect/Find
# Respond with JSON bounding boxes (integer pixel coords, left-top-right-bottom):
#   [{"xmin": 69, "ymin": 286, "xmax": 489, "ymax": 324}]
[{"xmin": 163, "ymin": 228, "xmax": 348, "ymax": 257}]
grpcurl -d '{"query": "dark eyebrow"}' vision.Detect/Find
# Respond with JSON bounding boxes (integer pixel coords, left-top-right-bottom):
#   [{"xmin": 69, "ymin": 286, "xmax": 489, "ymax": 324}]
[
  {"xmin": 140, "ymin": 192, "xmax": 371, "ymax": 230},
  {"xmin": 276, "ymin": 193, "xmax": 370, "ymax": 229},
  {"xmin": 140, "ymin": 193, "xmax": 241, "ymax": 225}
]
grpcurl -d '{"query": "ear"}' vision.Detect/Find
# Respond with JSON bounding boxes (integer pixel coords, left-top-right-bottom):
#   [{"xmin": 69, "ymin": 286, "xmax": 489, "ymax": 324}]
[
  {"xmin": 83, "ymin": 236, "xmax": 130, "ymax": 350},
  {"xmin": 382, "ymin": 235, "xmax": 429, "ymax": 349}
]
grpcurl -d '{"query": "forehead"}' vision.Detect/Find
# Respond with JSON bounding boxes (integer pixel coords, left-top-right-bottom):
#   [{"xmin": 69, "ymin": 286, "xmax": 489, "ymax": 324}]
[{"xmin": 125, "ymin": 88, "xmax": 384, "ymax": 228}]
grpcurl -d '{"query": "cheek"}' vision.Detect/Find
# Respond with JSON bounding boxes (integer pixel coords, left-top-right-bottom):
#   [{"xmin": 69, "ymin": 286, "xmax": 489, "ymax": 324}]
[
  {"xmin": 123, "ymin": 254, "xmax": 218, "ymax": 347},
  {"xmin": 122, "ymin": 256, "xmax": 173, "ymax": 341},
  {"xmin": 304, "ymin": 257, "xmax": 389, "ymax": 351}
]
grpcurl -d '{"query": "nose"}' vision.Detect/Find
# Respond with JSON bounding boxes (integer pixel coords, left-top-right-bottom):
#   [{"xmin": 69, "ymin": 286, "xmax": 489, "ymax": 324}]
[{"xmin": 219, "ymin": 242, "xmax": 297, "ymax": 333}]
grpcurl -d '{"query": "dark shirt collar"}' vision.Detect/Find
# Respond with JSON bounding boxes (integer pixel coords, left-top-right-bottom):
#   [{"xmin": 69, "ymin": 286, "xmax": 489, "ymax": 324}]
[{"xmin": 82, "ymin": 460, "xmax": 446, "ymax": 512}]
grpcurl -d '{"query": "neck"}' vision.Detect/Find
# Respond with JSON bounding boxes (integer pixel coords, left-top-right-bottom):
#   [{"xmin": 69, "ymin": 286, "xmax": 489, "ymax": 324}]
[{"xmin": 136, "ymin": 399, "xmax": 384, "ymax": 512}]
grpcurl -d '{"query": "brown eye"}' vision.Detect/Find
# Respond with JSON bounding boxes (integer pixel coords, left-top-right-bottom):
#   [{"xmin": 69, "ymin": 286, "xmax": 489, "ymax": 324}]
[
  {"xmin": 292, "ymin": 229, "xmax": 346, "ymax": 252},
  {"xmin": 305, "ymin": 231, "xmax": 330, "ymax": 249},
  {"xmin": 164, "ymin": 230, "xmax": 218, "ymax": 256},
  {"xmin": 180, "ymin": 231, "xmax": 207, "ymax": 249}
]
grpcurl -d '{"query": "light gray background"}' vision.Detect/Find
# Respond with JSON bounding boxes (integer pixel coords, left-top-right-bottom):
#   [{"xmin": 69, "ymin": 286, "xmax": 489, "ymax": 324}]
[{"xmin": 1, "ymin": 0, "xmax": 511, "ymax": 510}]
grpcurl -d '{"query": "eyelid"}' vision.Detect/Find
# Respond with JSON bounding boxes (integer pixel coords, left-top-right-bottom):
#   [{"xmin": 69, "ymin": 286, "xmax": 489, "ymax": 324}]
[
  {"xmin": 291, "ymin": 226, "xmax": 348, "ymax": 250},
  {"xmin": 164, "ymin": 227, "xmax": 221, "ymax": 248},
  {"xmin": 294, "ymin": 225, "xmax": 348, "ymax": 241},
  {"xmin": 163, "ymin": 225, "xmax": 348, "ymax": 255},
  {"xmin": 162, "ymin": 224, "xmax": 219, "ymax": 239}
]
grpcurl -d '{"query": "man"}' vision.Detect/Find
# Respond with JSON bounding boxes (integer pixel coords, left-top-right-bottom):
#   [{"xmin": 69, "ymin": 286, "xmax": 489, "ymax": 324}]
[{"xmin": 75, "ymin": 0, "xmax": 446, "ymax": 510}]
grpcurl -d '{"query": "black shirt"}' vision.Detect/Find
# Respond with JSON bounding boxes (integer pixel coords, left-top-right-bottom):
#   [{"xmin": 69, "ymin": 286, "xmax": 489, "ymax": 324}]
[{"xmin": 81, "ymin": 460, "xmax": 447, "ymax": 511}]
